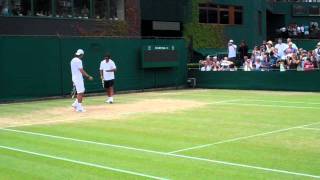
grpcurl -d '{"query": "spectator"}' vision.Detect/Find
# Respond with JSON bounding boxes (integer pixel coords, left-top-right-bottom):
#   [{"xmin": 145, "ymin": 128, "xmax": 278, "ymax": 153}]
[
  {"xmin": 238, "ymin": 40, "xmax": 249, "ymax": 65},
  {"xmin": 269, "ymin": 51, "xmax": 279, "ymax": 70},
  {"xmin": 286, "ymin": 38, "xmax": 298, "ymax": 50},
  {"xmin": 220, "ymin": 57, "xmax": 234, "ymax": 71},
  {"xmin": 287, "ymin": 54, "xmax": 299, "ymax": 70},
  {"xmin": 243, "ymin": 56, "xmax": 253, "ymax": 71},
  {"xmin": 254, "ymin": 56, "xmax": 262, "ymax": 71},
  {"xmin": 284, "ymin": 42, "xmax": 297, "ymax": 58},
  {"xmin": 279, "ymin": 58, "xmax": 287, "ymax": 72},
  {"xmin": 260, "ymin": 53, "xmax": 271, "ymax": 71},
  {"xmin": 212, "ymin": 56, "xmax": 220, "ymax": 71},
  {"xmin": 266, "ymin": 41, "xmax": 273, "ymax": 54},
  {"xmin": 81, "ymin": 5, "xmax": 89, "ymax": 18},
  {"xmin": 199, "ymin": 56, "xmax": 212, "ymax": 71},
  {"xmin": 227, "ymin": 40, "xmax": 237, "ymax": 63},
  {"xmin": 304, "ymin": 58, "xmax": 314, "ymax": 71},
  {"xmin": 275, "ymin": 38, "xmax": 288, "ymax": 58},
  {"xmin": 198, "ymin": 39, "xmax": 319, "ymax": 72},
  {"xmin": 313, "ymin": 42, "xmax": 320, "ymax": 67}
]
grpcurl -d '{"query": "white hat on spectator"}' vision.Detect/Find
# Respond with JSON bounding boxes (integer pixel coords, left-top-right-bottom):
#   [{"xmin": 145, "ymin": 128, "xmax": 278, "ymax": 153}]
[
  {"xmin": 267, "ymin": 41, "xmax": 273, "ymax": 45},
  {"xmin": 317, "ymin": 42, "xmax": 320, "ymax": 46},
  {"xmin": 75, "ymin": 49, "xmax": 84, "ymax": 55},
  {"xmin": 229, "ymin": 40, "xmax": 234, "ymax": 43}
]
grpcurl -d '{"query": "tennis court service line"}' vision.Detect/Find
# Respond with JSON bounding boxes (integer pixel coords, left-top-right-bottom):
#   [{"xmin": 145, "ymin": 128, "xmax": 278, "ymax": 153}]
[
  {"xmin": 0, "ymin": 145, "xmax": 168, "ymax": 180},
  {"xmin": 244, "ymin": 99, "xmax": 320, "ymax": 105},
  {"xmin": 168, "ymin": 121, "xmax": 320, "ymax": 154},
  {"xmin": 298, "ymin": 127, "xmax": 320, "ymax": 131},
  {"xmin": 218, "ymin": 102, "xmax": 320, "ymax": 110},
  {"xmin": 0, "ymin": 125, "xmax": 320, "ymax": 179}
]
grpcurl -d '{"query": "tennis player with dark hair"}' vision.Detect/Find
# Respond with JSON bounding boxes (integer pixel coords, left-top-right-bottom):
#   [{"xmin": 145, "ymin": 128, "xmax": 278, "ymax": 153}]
[
  {"xmin": 71, "ymin": 49, "xmax": 93, "ymax": 112},
  {"xmin": 100, "ymin": 53, "xmax": 117, "ymax": 103}
]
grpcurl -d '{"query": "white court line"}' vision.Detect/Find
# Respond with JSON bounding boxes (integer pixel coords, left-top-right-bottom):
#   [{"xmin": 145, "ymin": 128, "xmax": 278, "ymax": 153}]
[
  {"xmin": 298, "ymin": 127, "xmax": 320, "ymax": 131},
  {"xmin": 220, "ymin": 102, "xmax": 320, "ymax": 110},
  {"xmin": 244, "ymin": 99, "xmax": 320, "ymax": 105},
  {"xmin": 0, "ymin": 145, "xmax": 168, "ymax": 180},
  {"xmin": 168, "ymin": 121, "xmax": 320, "ymax": 154},
  {"xmin": 0, "ymin": 127, "xmax": 320, "ymax": 178}
]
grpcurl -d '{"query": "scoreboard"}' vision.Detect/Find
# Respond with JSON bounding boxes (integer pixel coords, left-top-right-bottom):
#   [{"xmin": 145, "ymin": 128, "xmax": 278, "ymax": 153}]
[{"xmin": 142, "ymin": 45, "xmax": 179, "ymax": 68}]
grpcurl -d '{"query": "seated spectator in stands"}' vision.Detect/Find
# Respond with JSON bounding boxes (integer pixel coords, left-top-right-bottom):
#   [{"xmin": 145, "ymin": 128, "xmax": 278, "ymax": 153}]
[
  {"xmin": 280, "ymin": 27, "xmax": 288, "ymax": 38},
  {"xmin": 275, "ymin": 38, "xmax": 288, "ymax": 58},
  {"xmin": 261, "ymin": 40, "xmax": 267, "ymax": 53},
  {"xmin": 297, "ymin": 56, "xmax": 305, "ymax": 71},
  {"xmin": 284, "ymin": 42, "xmax": 297, "ymax": 58},
  {"xmin": 270, "ymin": 51, "xmax": 279, "ymax": 70},
  {"xmin": 253, "ymin": 56, "xmax": 263, "ymax": 71},
  {"xmin": 220, "ymin": 57, "xmax": 234, "ymax": 71},
  {"xmin": 260, "ymin": 53, "xmax": 271, "ymax": 71},
  {"xmin": 200, "ymin": 56, "xmax": 214, "ymax": 71},
  {"xmin": 243, "ymin": 56, "xmax": 253, "ymax": 71},
  {"xmin": 299, "ymin": 25, "xmax": 304, "ymax": 38},
  {"xmin": 81, "ymin": 5, "xmax": 89, "ymax": 18},
  {"xmin": 310, "ymin": 56, "xmax": 318, "ymax": 69},
  {"xmin": 1, "ymin": 1, "xmax": 10, "ymax": 16},
  {"xmin": 286, "ymin": 38, "xmax": 298, "ymax": 50},
  {"xmin": 266, "ymin": 41, "xmax": 273, "ymax": 54},
  {"xmin": 227, "ymin": 40, "xmax": 237, "ymax": 63},
  {"xmin": 304, "ymin": 25, "xmax": 310, "ymax": 36},
  {"xmin": 287, "ymin": 54, "xmax": 300, "ymax": 70},
  {"xmin": 251, "ymin": 46, "xmax": 262, "ymax": 63},
  {"xmin": 279, "ymin": 58, "xmax": 287, "ymax": 72},
  {"xmin": 304, "ymin": 58, "xmax": 314, "ymax": 71},
  {"xmin": 212, "ymin": 56, "xmax": 220, "ymax": 71},
  {"xmin": 313, "ymin": 42, "xmax": 320, "ymax": 66}
]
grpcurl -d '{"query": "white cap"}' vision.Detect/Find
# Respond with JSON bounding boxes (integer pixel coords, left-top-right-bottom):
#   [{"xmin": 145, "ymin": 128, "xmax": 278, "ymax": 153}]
[
  {"xmin": 317, "ymin": 42, "xmax": 320, "ymax": 46},
  {"xmin": 229, "ymin": 40, "xmax": 234, "ymax": 43},
  {"xmin": 75, "ymin": 49, "xmax": 84, "ymax": 55}
]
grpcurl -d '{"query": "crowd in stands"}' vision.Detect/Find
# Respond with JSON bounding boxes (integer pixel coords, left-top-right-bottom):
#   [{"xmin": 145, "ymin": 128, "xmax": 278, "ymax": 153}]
[
  {"xmin": 199, "ymin": 38, "xmax": 320, "ymax": 72},
  {"xmin": 277, "ymin": 22, "xmax": 320, "ymax": 39}
]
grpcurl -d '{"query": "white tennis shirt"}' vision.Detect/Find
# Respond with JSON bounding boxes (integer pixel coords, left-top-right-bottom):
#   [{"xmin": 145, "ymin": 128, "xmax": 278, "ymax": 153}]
[
  {"xmin": 100, "ymin": 59, "xmax": 116, "ymax": 81},
  {"xmin": 70, "ymin": 57, "xmax": 83, "ymax": 82}
]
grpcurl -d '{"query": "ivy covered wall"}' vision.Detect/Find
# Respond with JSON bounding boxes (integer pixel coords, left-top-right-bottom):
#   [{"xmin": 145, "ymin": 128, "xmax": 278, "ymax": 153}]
[{"xmin": 184, "ymin": 0, "xmax": 267, "ymax": 49}]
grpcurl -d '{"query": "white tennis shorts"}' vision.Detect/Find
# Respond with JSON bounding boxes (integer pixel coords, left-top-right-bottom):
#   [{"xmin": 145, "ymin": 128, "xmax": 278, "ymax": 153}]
[{"xmin": 73, "ymin": 80, "xmax": 85, "ymax": 93}]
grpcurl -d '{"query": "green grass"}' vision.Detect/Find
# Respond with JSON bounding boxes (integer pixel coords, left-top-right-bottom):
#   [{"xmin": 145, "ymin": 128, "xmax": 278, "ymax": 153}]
[{"xmin": 0, "ymin": 89, "xmax": 320, "ymax": 179}]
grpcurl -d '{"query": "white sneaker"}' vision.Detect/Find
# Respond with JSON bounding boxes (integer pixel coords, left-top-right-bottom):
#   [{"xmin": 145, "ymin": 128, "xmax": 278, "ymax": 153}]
[
  {"xmin": 105, "ymin": 99, "xmax": 113, "ymax": 104},
  {"xmin": 76, "ymin": 106, "xmax": 86, "ymax": 112}
]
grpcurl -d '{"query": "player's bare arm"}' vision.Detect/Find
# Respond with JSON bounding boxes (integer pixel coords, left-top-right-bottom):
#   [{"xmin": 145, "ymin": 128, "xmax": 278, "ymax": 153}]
[
  {"xmin": 80, "ymin": 68, "xmax": 93, "ymax": 80},
  {"xmin": 100, "ymin": 70, "xmax": 104, "ymax": 79}
]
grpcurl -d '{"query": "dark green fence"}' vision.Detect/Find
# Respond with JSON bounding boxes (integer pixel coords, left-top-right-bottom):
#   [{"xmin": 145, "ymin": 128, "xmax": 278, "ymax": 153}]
[
  {"xmin": 189, "ymin": 70, "xmax": 320, "ymax": 92},
  {"xmin": 0, "ymin": 36, "xmax": 188, "ymax": 101}
]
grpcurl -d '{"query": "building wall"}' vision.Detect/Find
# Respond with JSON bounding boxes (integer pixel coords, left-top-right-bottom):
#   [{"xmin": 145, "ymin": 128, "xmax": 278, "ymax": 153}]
[
  {"xmin": 0, "ymin": 0, "xmax": 140, "ymax": 36},
  {"xmin": 272, "ymin": 2, "xmax": 320, "ymax": 26},
  {"xmin": 183, "ymin": 0, "xmax": 267, "ymax": 49}
]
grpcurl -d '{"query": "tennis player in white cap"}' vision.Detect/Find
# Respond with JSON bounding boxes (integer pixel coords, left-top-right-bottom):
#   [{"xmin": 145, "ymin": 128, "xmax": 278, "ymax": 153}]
[{"xmin": 70, "ymin": 49, "xmax": 93, "ymax": 112}]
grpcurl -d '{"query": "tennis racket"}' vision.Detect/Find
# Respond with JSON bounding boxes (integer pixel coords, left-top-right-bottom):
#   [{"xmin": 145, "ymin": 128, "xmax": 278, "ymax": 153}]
[
  {"xmin": 101, "ymin": 79, "xmax": 105, "ymax": 88},
  {"xmin": 71, "ymin": 85, "xmax": 77, "ymax": 99}
]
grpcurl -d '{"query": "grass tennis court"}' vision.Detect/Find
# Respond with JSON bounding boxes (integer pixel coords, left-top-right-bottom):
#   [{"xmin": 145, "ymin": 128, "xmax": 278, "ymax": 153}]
[{"xmin": 0, "ymin": 89, "xmax": 320, "ymax": 179}]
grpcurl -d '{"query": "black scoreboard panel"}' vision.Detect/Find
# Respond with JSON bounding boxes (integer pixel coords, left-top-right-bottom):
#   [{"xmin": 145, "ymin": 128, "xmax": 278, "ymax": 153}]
[
  {"xmin": 142, "ymin": 46, "xmax": 179, "ymax": 68},
  {"xmin": 143, "ymin": 50, "xmax": 178, "ymax": 62}
]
